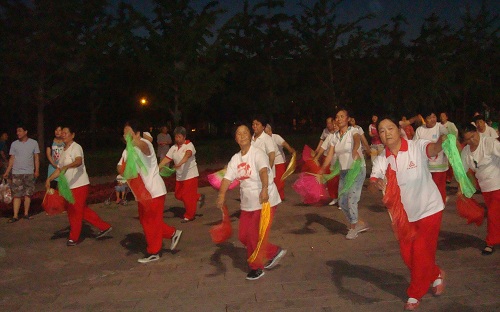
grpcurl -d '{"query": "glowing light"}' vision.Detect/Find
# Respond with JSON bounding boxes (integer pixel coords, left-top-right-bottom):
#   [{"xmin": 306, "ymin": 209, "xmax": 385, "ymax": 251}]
[{"xmin": 140, "ymin": 97, "xmax": 148, "ymax": 106}]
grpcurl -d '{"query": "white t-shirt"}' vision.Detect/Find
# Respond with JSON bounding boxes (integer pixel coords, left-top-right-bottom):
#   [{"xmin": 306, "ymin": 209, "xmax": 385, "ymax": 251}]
[
  {"xmin": 224, "ymin": 146, "xmax": 281, "ymax": 211},
  {"xmin": 479, "ymin": 125, "xmax": 499, "ymax": 139},
  {"xmin": 118, "ymin": 138, "xmax": 166, "ymax": 199},
  {"xmin": 329, "ymin": 127, "xmax": 365, "ymax": 170},
  {"xmin": 461, "ymin": 136, "xmax": 500, "ymax": 192},
  {"xmin": 370, "ymin": 138, "xmax": 444, "ymax": 222},
  {"xmin": 165, "ymin": 141, "xmax": 199, "ymax": 181},
  {"xmin": 271, "ymin": 134, "xmax": 286, "ymax": 164},
  {"xmin": 442, "ymin": 121, "xmax": 458, "ymax": 137},
  {"xmin": 59, "ymin": 142, "xmax": 89, "ymax": 189},
  {"xmin": 413, "ymin": 123, "xmax": 448, "ymax": 172}
]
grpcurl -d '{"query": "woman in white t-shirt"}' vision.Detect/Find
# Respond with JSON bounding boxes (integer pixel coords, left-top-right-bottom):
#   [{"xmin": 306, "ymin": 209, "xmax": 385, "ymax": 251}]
[
  {"xmin": 264, "ymin": 123, "xmax": 295, "ymax": 200},
  {"xmin": 45, "ymin": 126, "xmax": 112, "ymax": 246},
  {"xmin": 159, "ymin": 126, "xmax": 204, "ymax": 222},
  {"xmin": 370, "ymin": 117, "xmax": 447, "ymax": 311},
  {"xmin": 217, "ymin": 124, "xmax": 286, "ymax": 281},
  {"xmin": 119, "ymin": 121, "xmax": 182, "ymax": 263},
  {"xmin": 319, "ymin": 109, "xmax": 368, "ymax": 240},
  {"xmin": 460, "ymin": 123, "xmax": 500, "ymax": 255}
]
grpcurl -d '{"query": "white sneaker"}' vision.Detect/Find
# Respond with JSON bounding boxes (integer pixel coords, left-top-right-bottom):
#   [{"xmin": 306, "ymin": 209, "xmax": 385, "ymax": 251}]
[
  {"xmin": 137, "ymin": 254, "xmax": 160, "ymax": 263},
  {"xmin": 170, "ymin": 230, "xmax": 182, "ymax": 250},
  {"xmin": 328, "ymin": 199, "xmax": 338, "ymax": 206},
  {"xmin": 354, "ymin": 221, "xmax": 369, "ymax": 233},
  {"xmin": 264, "ymin": 249, "xmax": 287, "ymax": 269},
  {"xmin": 346, "ymin": 228, "xmax": 358, "ymax": 240}
]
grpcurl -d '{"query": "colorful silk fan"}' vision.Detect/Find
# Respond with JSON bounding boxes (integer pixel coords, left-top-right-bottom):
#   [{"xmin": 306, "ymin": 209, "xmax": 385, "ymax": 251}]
[
  {"xmin": 159, "ymin": 166, "xmax": 176, "ymax": 177},
  {"xmin": 207, "ymin": 169, "xmax": 240, "ymax": 190},
  {"xmin": 302, "ymin": 145, "xmax": 314, "ymax": 162},
  {"xmin": 338, "ymin": 158, "xmax": 362, "ymax": 196},
  {"xmin": 122, "ymin": 134, "xmax": 147, "ymax": 180},
  {"xmin": 383, "ymin": 165, "xmax": 416, "ymax": 242},
  {"xmin": 322, "ymin": 160, "xmax": 340, "ymax": 183},
  {"xmin": 209, "ymin": 204, "xmax": 232, "ymax": 243},
  {"xmin": 120, "ymin": 160, "xmax": 152, "ymax": 202},
  {"xmin": 456, "ymin": 193, "xmax": 485, "ymax": 226},
  {"xmin": 58, "ymin": 170, "xmax": 75, "ymax": 204},
  {"xmin": 248, "ymin": 202, "xmax": 271, "ymax": 267},
  {"xmin": 442, "ymin": 134, "xmax": 476, "ymax": 198},
  {"xmin": 42, "ymin": 189, "xmax": 66, "ymax": 215},
  {"xmin": 292, "ymin": 172, "xmax": 328, "ymax": 204},
  {"xmin": 281, "ymin": 152, "xmax": 297, "ymax": 181}
]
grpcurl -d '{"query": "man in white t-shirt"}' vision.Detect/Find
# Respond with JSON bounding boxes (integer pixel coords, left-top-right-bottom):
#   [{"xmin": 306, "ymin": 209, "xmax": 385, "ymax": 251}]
[
  {"xmin": 251, "ymin": 115, "xmax": 277, "ymax": 170},
  {"xmin": 3, "ymin": 125, "xmax": 40, "ymax": 222}
]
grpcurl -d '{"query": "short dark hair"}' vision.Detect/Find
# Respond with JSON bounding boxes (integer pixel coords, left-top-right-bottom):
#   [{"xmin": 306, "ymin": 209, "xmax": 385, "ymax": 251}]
[
  {"xmin": 16, "ymin": 125, "xmax": 28, "ymax": 132},
  {"xmin": 376, "ymin": 115, "xmax": 400, "ymax": 131},
  {"xmin": 125, "ymin": 120, "xmax": 142, "ymax": 135},
  {"xmin": 252, "ymin": 114, "xmax": 268, "ymax": 127},
  {"xmin": 421, "ymin": 108, "xmax": 437, "ymax": 119},
  {"xmin": 473, "ymin": 115, "xmax": 485, "ymax": 123},
  {"xmin": 233, "ymin": 122, "xmax": 250, "ymax": 137}
]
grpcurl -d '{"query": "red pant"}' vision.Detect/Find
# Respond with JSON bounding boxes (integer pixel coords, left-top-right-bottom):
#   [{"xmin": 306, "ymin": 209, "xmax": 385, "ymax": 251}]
[
  {"xmin": 239, "ymin": 206, "xmax": 280, "ymax": 270},
  {"xmin": 399, "ymin": 211, "xmax": 442, "ymax": 300},
  {"xmin": 327, "ymin": 175, "xmax": 339, "ymax": 200},
  {"xmin": 138, "ymin": 195, "xmax": 176, "ymax": 254},
  {"xmin": 67, "ymin": 185, "xmax": 110, "ymax": 242},
  {"xmin": 446, "ymin": 166, "xmax": 454, "ymax": 182},
  {"xmin": 274, "ymin": 163, "xmax": 286, "ymax": 200},
  {"xmin": 431, "ymin": 171, "xmax": 447, "ymax": 203},
  {"xmin": 175, "ymin": 177, "xmax": 200, "ymax": 220},
  {"xmin": 483, "ymin": 189, "xmax": 500, "ymax": 246}
]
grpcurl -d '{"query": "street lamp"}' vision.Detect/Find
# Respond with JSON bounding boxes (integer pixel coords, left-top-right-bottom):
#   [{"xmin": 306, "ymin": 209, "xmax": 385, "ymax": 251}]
[{"xmin": 140, "ymin": 97, "xmax": 148, "ymax": 106}]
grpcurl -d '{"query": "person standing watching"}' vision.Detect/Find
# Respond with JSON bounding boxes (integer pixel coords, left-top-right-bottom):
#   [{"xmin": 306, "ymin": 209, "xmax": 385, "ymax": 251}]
[
  {"xmin": 156, "ymin": 126, "xmax": 172, "ymax": 163},
  {"xmin": 0, "ymin": 132, "xmax": 9, "ymax": 176},
  {"xmin": 3, "ymin": 125, "xmax": 40, "ymax": 223}
]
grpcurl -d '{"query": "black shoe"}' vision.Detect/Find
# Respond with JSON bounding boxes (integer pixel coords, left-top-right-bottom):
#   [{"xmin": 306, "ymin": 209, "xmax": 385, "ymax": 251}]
[
  {"xmin": 95, "ymin": 227, "xmax": 112, "ymax": 239},
  {"xmin": 246, "ymin": 269, "xmax": 265, "ymax": 280}
]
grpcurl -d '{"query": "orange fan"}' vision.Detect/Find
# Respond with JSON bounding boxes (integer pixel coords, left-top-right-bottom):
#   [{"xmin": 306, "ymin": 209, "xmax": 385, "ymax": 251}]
[
  {"xmin": 456, "ymin": 194, "xmax": 485, "ymax": 226},
  {"xmin": 209, "ymin": 205, "xmax": 232, "ymax": 243}
]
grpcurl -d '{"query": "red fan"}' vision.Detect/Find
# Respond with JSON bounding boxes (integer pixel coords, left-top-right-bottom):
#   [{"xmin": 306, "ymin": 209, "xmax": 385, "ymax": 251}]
[
  {"xmin": 383, "ymin": 165, "xmax": 416, "ymax": 242},
  {"xmin": 456, "ymin": 194, "xmax": 485, "ymax": 226},
  {"xmin": 301, "ymin": 160, "xmax": 321, "ymax": 174},
  {"xmin": 302, "ymin": 145, "xmax": 314, "ymax": 162},
  {"xmin": 209, "ymin": 205, "xmax": 232, "ymax": 243},
  {"xmin": 207, "ymin": 169, "xmax": 239, "ymax": 190},
  {"xmin": 42, "ymin": 189, "xmax": 66, "ymax": 215},
  {"xmin": 292, "ymin": 173, "xmax": 328, "ymax": 204}
]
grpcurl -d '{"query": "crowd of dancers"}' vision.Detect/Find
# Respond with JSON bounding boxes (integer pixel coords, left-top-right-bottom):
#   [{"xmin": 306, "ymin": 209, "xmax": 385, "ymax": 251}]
[{"xmin": 4, "ymin": 108, "xmax": 497, "ymax": 311}]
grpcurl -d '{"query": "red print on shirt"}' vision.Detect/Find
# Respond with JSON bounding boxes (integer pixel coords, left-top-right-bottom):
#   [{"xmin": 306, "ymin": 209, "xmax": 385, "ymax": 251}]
[
  {"xmin": 237, "ymin": 162, "xmax": 251, "ymax": 180},
  {"xmin": 407, "ymin": 160, "xmax": 417, "ymax": 170}
]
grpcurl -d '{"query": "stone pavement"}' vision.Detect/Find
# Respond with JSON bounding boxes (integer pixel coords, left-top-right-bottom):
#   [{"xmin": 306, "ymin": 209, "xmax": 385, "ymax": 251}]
[{"xmin": 0, "ymin": 175, "xmax": 498, "ymax": 312}]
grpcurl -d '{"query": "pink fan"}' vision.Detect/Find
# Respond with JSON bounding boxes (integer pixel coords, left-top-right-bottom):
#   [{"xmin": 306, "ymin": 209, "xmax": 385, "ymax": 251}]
[
  {"xmin": 207, "ymin": 169, "xmax": 239, "ymax": 190},
  {"xmin": 292, "ymin": 173, "xmax": 328, "ymax": 204}
]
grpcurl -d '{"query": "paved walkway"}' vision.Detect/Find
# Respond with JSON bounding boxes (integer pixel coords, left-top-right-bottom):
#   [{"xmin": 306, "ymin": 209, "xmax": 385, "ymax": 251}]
[{"xmin": 0, "ymin": 174, "xmax": 498, "ymax": 311}]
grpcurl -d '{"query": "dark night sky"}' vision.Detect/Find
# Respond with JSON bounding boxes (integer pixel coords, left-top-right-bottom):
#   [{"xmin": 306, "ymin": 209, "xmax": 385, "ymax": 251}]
[{"xmin": 120, "ymin": 0, "xmax": 498, "ymax": 40}]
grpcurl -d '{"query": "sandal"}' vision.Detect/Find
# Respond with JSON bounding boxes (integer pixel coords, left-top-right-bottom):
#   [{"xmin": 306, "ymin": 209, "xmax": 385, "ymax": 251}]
[
  {"xmin": 482, "ymin": 245, "xmax": 494, "ymax": 255},
  {"xmin": 23, "ymin": 215, "xmax": 32, "ymax": 220},
  {"xmin": 7, "ymin": 217, "xmax": 19, "ymax": 223}
]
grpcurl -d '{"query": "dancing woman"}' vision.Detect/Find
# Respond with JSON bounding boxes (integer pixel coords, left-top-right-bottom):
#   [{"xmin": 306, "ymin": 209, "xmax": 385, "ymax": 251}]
[{"xmin": 370, "ymin": 117, "xmax": 446, "ymax": 310}]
